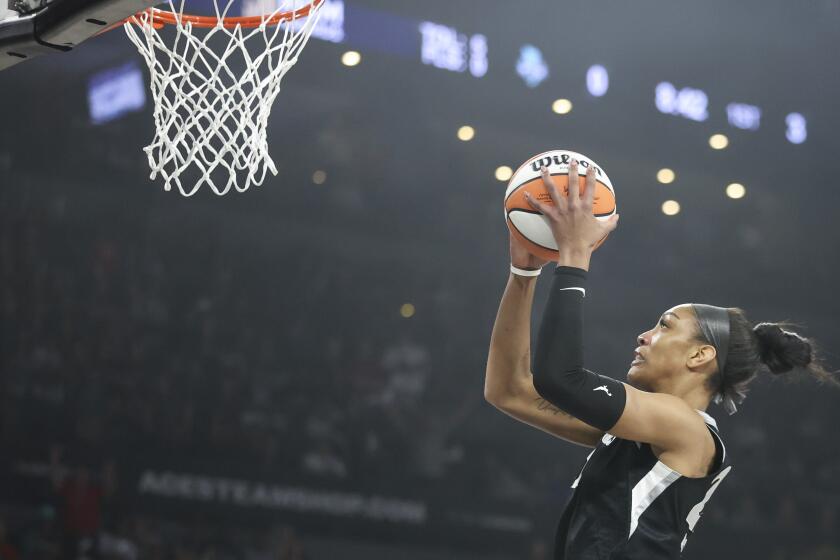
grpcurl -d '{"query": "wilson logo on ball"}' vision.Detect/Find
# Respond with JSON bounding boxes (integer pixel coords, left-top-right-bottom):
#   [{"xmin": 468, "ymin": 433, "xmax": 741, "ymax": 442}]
[{"xmin": 528, "ymin": 153, "xmax": 603, "ymax": 178}]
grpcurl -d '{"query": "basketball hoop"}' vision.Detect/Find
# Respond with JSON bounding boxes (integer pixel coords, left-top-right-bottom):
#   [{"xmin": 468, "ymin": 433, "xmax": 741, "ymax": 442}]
[{"xmin": 124, "ymin": 0, "xmax": 324, "ymax": 196}]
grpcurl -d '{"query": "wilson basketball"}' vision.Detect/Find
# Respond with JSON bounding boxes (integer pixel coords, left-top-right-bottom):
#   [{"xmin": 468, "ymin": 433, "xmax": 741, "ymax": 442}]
[{"xmin": 504, "ymin": 149, "xmax": 617, "ymax": 261}]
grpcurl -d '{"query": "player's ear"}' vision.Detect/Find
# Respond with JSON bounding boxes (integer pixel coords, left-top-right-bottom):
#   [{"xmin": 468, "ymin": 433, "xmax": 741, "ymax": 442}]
[{"xmin": 686, "ymin": 344, "xmax": 717, "ymax": 370}]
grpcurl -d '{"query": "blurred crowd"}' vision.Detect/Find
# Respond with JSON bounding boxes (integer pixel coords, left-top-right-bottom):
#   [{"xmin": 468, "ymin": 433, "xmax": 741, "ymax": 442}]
[
  {"xmin": 1, "ymin": 190, "xmax": 839, "ymax": 560},
  {"xmin": 0, "ymin": 507, "xmax": 310, "ymax": 560}
]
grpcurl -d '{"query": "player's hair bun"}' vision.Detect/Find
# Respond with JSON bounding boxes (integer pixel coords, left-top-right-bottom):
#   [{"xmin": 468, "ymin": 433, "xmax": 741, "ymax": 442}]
[{"xmin": 753, "ymin": 322, "xmax": 812, "ymax": 375}]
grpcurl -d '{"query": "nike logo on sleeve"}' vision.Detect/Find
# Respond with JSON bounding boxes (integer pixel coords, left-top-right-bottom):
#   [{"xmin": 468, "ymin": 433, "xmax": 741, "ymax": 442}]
[{"xmin": 593, "ymin": 385, "xmax": 613, "ymax": 397}]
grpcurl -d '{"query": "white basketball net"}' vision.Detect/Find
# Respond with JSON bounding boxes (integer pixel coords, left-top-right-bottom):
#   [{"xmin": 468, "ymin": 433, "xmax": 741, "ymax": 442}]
[{"xmin": 124, "ymin": 0, "xmax": 323, "ymax": 196}]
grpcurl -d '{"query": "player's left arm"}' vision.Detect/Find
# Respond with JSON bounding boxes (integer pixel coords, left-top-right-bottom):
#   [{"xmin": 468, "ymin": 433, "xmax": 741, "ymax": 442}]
[
  {"xmin": 526, "ymin": 160, "xmax": 709, "ymax": 462},
  {"xmin": 531, "ymin": 266, "xmax": 710, "ymax": 458}
]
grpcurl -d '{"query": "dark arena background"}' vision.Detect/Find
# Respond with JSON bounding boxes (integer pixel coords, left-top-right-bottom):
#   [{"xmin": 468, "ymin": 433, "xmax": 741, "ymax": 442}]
[{"xmin": 2, "ymin": 0, "xmax": 840, "ymax": 558}]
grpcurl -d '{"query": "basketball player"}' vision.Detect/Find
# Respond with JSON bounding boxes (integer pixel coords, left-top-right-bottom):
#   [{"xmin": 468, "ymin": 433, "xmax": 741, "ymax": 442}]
[{"xmin": 484, "ymin": 159, "xmax": 836, "ymax": 558}]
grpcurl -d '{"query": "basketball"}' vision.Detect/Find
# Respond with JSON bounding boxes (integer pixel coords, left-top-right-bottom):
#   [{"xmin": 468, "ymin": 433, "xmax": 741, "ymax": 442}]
[{"xmin": 504, "ymin": 149, "xmax": 617, "ymax": 261}]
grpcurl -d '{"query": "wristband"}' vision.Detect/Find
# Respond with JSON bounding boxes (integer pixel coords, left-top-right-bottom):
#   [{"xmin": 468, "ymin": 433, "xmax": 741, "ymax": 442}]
[{"xmin": 510, "ymin": 264, "xmax": 542, "ymax": 277}]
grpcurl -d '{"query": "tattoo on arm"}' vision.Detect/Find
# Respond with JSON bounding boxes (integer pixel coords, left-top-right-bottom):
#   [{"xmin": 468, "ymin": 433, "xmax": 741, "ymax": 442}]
[{"xmin": 534, "ymin": 397, "xmax": 573, "ymax": 418}]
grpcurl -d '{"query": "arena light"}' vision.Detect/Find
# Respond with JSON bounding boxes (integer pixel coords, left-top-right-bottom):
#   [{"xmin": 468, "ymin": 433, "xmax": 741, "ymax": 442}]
[
  {"xmin": 468, "ymin": 35, "xmax": 488, "ymax": 77},
  {"xmin": 243, "ymin": 0, "xmax": 346, "ymax": 43},
  {"xmin": 495, "ymin": 166, "xmax": 513, "ymax": 181},
  {"xmin": 419, "ymin": 21, "xmax": 488, "ymax": 78},
  {"xmin": 312, "ymin": 170, "xmax": 327, "ymax": 185},
  {"xmin": 726, "ymin": 183, "xmax": 746, "ymax": 199},
  {"xmin": 655, "ymin": 82, "xmax": 708, "ymax": 122},
  {"xmin": 661, "ymin": 200, "xmax": 681, "ymax": 216},
  {"xmin": 88, "ymin": 62, "xmax": 146, "ymax": 125},
  {"xmin": 586, "ymin": 64, "xmax": 609, "ymax": 97},
  {"xmin": 457, "ymin": 125, "xmax": 475, "ymax": 141},
  {"xmin": 516, "ymin": 45, "xmax": 549, "ymax": 88},
  {"xmin": 656, "ymin": 168, "xmax": 675, "ymax": 184},
  {"xmin": 709, "ymin": 134, "xmax": 729, "ymax": 150},
  {"xmin": 727, "ymin": 102, "xmax": 761, "ymax": 131},
  {"xmin": 400, "ymin": 303, "xmax": 416, "ymax": 318},
  {"xmin": 552, "ymin": 98, "xmax": 573, "ymax": 115},
  {"xmin": 786, "ymin": 113, "xmax": 807, "ymax": 144},
  {"xmin": 341, "ymin": 50, "xmax": 361, "ymax": 66}
]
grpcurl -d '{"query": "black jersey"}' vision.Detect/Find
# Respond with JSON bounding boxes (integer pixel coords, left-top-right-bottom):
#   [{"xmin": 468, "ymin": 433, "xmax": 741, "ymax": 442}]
[{"xmin": 553, "ymin": 410, "xmax": 731, "ymax": 559}]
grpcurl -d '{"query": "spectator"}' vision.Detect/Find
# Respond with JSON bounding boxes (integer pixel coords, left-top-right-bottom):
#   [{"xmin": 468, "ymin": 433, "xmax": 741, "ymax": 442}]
[
  {"xmin": 528, "ymin": 539, "xmax": 548, "ymax": 560},
  {"xmin": 50, "ymin": 449, "xmax": 113, "ymax": 560},
  {"xmin": 0, "ymin": 520, "xmax": 20, "ymax": 560}
]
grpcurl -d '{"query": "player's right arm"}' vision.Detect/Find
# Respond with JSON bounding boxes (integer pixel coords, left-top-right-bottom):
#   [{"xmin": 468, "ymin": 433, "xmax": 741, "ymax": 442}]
[{"xmin": 484, "ymin": 235, "xmax": 605, "ymax": 448}]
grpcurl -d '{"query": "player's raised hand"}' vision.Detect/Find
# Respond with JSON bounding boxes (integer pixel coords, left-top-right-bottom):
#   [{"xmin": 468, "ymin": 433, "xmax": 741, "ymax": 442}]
[
  {"xmin": 509, "ymin": 231, "xmax": 548, "ymax": 272},
  {"xmin": 524, "ymin": 159, "xmax": 619, "ymax": 255}
]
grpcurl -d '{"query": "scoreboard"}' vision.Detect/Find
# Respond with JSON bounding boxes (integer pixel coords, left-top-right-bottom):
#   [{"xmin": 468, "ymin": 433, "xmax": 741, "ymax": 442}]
[{"xmin": 89, "ymin": 0, "xmax": 809, "ymax": 145}]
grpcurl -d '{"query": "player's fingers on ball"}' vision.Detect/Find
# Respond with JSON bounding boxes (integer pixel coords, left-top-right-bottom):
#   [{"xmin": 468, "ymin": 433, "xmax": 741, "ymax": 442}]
[
  {"xmin": 525, "ymin": 191, "xmax": 551, "ymax": 216},
  {"xmin": 583, "ymin": 165, "xmax": 597, "ymax": 206},
  {"xmin": 567, "ymin": 159, "xmax": 580, "ymax": 204},
  {"xmin": 539, "ymin": 166, "xmax": 562, "ymax": 208}
]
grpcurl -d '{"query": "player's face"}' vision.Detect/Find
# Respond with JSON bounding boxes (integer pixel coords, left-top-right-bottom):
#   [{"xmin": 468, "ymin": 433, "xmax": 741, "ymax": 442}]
[{"xmin": 628, "ymin": 304, "xmax": 699, "ymax": 390}]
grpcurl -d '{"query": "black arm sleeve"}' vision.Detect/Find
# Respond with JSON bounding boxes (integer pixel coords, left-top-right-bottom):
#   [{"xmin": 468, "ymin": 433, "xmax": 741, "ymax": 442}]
[{"xmin": 532, "ymin": 266, "xmax": 627, "ymax": 432}]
